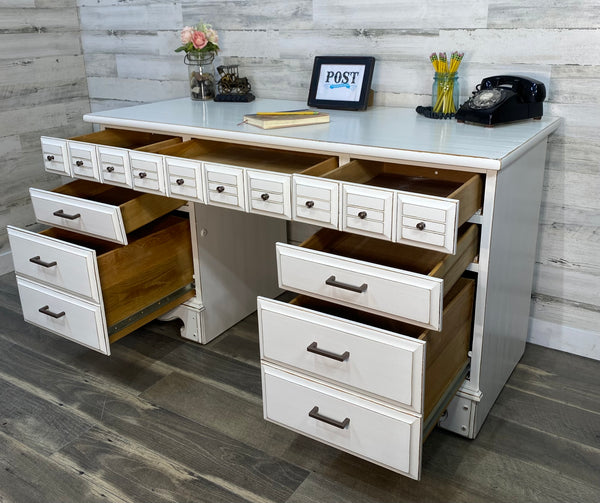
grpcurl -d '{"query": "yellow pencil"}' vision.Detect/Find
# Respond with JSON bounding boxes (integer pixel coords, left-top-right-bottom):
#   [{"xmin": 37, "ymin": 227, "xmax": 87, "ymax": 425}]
[{"xmin": 256, "ymin": 111, "xmax": 319, "ymax": 116}]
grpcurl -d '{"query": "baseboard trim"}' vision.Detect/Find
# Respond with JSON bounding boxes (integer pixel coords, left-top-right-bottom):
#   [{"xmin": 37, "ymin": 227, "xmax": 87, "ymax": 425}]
[
  {"xmin": 528, "ymin": 316, "xmax": 600, "ymax": 361},
  {"xmin": 0, "ymin": 250, "xmax": 14, "ymax": 276}
]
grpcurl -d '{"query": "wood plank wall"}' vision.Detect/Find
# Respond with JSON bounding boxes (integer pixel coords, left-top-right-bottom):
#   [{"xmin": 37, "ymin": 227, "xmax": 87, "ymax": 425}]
[
  {"xmin": 3, "ymin": 0, "xmax": 599, "ymax": 358},
  {"xmin": 0, "ymin": 0, "xmax": 92, "ymax": 274}
]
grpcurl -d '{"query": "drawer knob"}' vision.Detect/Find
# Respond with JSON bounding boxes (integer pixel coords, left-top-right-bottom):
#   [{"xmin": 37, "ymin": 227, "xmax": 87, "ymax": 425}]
[
  {"xmin": 75, "ymin": 160, "xmax": 84, "ymax": 167},
  {"xmin": 309, "ymin": 406, "xmax": 350, "ymax": 430},
  {"xmin": 46, "ymin": 155, "xmax": 55, "ymax": 161},
  {"xmin": 307, "ymin": 341, "xmax": 349, "ymax": 362},
  {"xmin": 358, "ymin": 211, "xmax": 367, "ymax": 219},
  {"xmin": 29, "ymin": 256, "xmax": 57, "ymax": 268},
  {"xmin": 416, "ymin": 221, "xmax": 426, "ymax": 230},
  {"xmin": 139, "ymin": 172, "xmax": 147, "ymax": 179},
  {"xmin": 261, "ymin": 193, "xmax": 270, "ymax": 201},
  {"xmin": 53, "ymin": 209, "xmax": 81, "ymax": 220},
  {"xmin": 106, "ymin": 166, "xmax": 115, "ymax": 172},
  {"xmin": 326, "ymin": 275, "xmax": 368, "ymax": 294},
  {"xmin": 305, "ymin": 200, "xmax": 315, "ymax": 208},
  {"xmin": 176, "ymin": 178, "xmax": 185, "ymax": 185},
  {"xmin": 216, "ymin": 185, "xmax": 225, "ymax": 193},
  {"xmin": 38, "ymin": 305, "xmax": 65, "ymax": 319}
]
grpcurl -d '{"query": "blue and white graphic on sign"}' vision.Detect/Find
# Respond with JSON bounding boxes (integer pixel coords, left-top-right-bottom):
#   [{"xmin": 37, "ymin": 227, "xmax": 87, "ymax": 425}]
[{"xmin": 315, "ymin": 64, "xmax": 364, "ymax": 101}]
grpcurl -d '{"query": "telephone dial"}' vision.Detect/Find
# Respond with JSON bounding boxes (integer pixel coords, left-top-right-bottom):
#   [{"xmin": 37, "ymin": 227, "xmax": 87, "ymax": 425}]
[{"xmin": 455, "ymin": 75, "xmax": 546, "ymax": 126}]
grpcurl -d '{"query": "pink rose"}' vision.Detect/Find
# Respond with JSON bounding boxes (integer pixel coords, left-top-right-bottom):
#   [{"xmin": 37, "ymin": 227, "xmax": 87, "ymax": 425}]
[
  {"xmin": 191, "ymin": 30, "xmax": 208, "ymax": 50},
  {"xmin": 206, "ymin": 28, "xmax": 218, "ymax": 44},
  {"xmin": 180, "ymin": 26, "xmax": 194, "ymax": 44}
]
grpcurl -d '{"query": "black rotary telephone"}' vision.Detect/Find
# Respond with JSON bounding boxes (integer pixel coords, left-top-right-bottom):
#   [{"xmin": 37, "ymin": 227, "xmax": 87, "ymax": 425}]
[{"xmin": 455, "ymin": 75, "xmax": 546, "ymax": 126}]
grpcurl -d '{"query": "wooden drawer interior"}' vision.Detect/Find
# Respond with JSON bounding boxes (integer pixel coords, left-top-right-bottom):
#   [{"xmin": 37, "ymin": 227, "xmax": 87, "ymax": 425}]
[
  {"xmin": 158, "ymin": 138, "xmax": 337, "ymax": 175},
  {"xmin": 70, "ymin": 128, "xmax": 182, "ymax": 152},
  {"xmin": 322, "ymin": 160, "xmax": 483, "ymax": 224},
  {"xmin": 41, "ymin": 214, "xmax": 194, "ymax": 335},
  {"xmin": 289, "ymin": 276, "xmax": 474, "ymax": 419},
  {"xmin": 300, "ymin": 223, "xmax": 479, "ymax": 297},
  {"xmin": 51, "ymin": 179, "xmax": 185, "ymax": 235}
]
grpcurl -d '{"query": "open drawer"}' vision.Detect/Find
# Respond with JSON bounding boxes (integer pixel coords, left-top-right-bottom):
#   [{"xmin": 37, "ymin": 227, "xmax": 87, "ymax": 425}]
[
  {"xmin": 260, "ymin": 277, "xmax": 473, "ymax": 480},
  {"xmin": 319, "ymin": 160, "xmax": 483, "ymax": 253},
  {"xmin": 276, "ymin": 224, "xmax": 478, "ymax": 331},
  {"xmin": 260, "ymin": 276, "xmax": 474, "ymax": 415},
  {"xmin": 157, "ymin": 139, "xmax": 336, "ymax": 216},
  {"xmin": 8, "ymin": 215, "xmax": 194, "ymax": 355},
  {"xmin": 67, "ymin": 128, "xmax": 181, "ymax": 190},
  {"xmin": 30, "ymin": 179, "xmax": 185, "ymax": 245}
]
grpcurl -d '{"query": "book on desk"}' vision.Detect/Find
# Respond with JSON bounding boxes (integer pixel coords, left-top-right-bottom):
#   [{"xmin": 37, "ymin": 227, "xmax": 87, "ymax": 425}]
[{"xmin": 243, "ymin": 111, "xmax": 330, "ymax": 129}]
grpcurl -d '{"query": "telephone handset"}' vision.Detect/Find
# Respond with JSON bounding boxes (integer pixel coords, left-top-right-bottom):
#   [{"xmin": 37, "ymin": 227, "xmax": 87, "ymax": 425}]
[{"xmin": 455, "ymin": 75, "xmax": 546, "ymax": 126}]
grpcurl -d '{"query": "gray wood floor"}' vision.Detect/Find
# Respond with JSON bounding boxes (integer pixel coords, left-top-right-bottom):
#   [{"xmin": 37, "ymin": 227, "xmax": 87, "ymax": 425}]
[{"xmin": 0, "ymin": 271, "xmax": 598, "ymax": 503}]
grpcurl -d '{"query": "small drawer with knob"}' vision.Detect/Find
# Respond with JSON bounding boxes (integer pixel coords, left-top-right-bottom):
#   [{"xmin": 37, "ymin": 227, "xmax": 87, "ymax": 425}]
[
  {"xmin": 246, "ymin": 170, "xmax": 291, "ymax": 219},
  {"xmin": 29, "ymin": 179, "xmax": 185, "ymax": 245},
  {"xmin": 319, "ymin": 160, "xmax": 483, "ymax": 252},
  {"xmin": 276, "ymin": 224, "xmax": 478, "ymax": 331},
  {"xmin": 164, "ymin": 157, "xmax": 204, "ymax": 202},
  {"xmin": 41, "ymin": 137, "xmax": 71, "ymax": 176},
  {"xmin": 292, "ymin": 174, "xmax": 339, "ymax": 229},
  {"xmin": 129, "ymin": 150, "xmax": 166, "ymax": 195}
]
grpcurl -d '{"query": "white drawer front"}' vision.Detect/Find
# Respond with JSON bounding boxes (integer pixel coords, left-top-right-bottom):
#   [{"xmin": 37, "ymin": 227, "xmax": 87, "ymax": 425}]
[
  {"xmin": 276, "ymin": 243, "xmax": 443, "ymax": 330},
  {"xmin": 342, "ymin": 184, "xmax": 395, "ymax": 240},
  {"xmin": 258, "ymin": 297, "xmax": 425, "ymax": 412},
  {"xmin": 262, "ymin": 364, "xmax": 422, "ymax": 479},
  {"xmin": 165, "ymin": 157, "xmax": 203, "ymax": 202},
  {"xmin": 41, "ymin": 137, "xmax": 71, "ymax": 176},
  {"xmin": 8, "ymin": 226, "xmax": 101, "ymax": 303},
  {"xmin": 397, "ymin": 193, "xmax": 458, "ymax": 254},
  {"xmin": 246, "ymin": 170, "xmax": 291, "ymax": 219},
  {"xmin": 204, "ymin": 163, "xmax": 246, "ymax": 211},
  {"xmin": 17, "ymin": 277, "xmax": 109, "ymax": 355},
  {"xmin": 130, "ymin": 151, "xmax": 166, "ymax": 194},
  {"xmin": 29, "ymin": 188, "xmax": 127, "ymax": 245},
  {"xmin": 293, "ymin": 175, "xmax": 339, "ymax": 228},
  {"xmin": 68, "ymin": 141, "xmax": 99, "ymax": 181},
  {"xmin": 98, "ymin": 146, "xmax": 132, "ymax": 188}
]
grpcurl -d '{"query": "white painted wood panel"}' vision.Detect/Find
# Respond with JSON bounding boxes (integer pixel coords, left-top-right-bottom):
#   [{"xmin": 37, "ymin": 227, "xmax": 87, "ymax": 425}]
[
  {"xmin": 258, "ymin": 297, "xmax": 425, "ymax": 412},
  {"xmin": 262, "ymin": 364, "xmax": 422, "ymax": 480}
]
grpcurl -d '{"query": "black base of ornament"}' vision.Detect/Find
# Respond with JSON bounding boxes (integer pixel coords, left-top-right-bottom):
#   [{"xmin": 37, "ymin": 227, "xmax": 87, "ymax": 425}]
[
  {"xmin": 415, "ymin": 106, "xmax": 456, "ymax": 120},
  {"xmin": 214, "ymin": 93, "xmax": 255, "ymax": 102}
]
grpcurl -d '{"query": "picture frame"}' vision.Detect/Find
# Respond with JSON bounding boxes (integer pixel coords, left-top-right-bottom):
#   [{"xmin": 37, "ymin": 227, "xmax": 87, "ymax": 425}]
[{"xmin": 307, "ymin": 56, "xmax": 376, "ymax": 111}]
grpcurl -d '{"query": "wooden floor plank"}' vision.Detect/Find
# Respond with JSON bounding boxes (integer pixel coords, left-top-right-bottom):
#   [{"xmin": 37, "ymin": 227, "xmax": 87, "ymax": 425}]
[
  {"xmin": 53, "ymin": 426, "xmax": 256, "ymax": 503},
  {"xmin": 0, "ymin": 432, "xmax": 127, "ymax": 503},
  {"xmin": 0, "ymin": 335, "xmax": 309, "ymax": 503},
  {"xmin": 0, "ymin": 377, "xmax": 93, "ymax": 456}
]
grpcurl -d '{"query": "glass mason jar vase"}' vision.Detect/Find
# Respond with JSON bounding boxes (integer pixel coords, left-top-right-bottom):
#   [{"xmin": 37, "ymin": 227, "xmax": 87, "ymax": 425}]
[
  {"xmin": 185, "ymin": 52, "xmax": 216, "ymax": 101},
  {"xmin": 432, "ymin": 72, "xmax": 460, "ymax": 115}
]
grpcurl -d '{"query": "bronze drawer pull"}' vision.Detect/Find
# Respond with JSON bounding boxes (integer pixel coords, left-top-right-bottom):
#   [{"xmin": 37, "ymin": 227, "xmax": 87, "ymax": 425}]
[
  {"xmin": 358, "ymin": 211, "xmax": 367, "ymax": 219},
  {"xmin": 46, "ymin": 155, "xmax": 55, "ymax": 161},
  {"xmin": 53, "ymin": 209, "xmax": 81, "ymax": 220},
  {"xmin": 216, "ymin": 185, "xmax": 225, "ymax": 193},
  {"xmin": 139, "ymin": 172, "xmax": 147, "ymax": 178},
  {"xmin": 261, "ymin": 193, "xmax": 270, "ymax": 201},
  {"xmin": 38, "ymin": 305, "xmax": 65, "ymax": 319},
  {"xmin": 309, "ymin": 406, "xmax": 350, "ymax": 429},
  {"xmin": 106, "ymin": 166, "xmax": 115, "ymax": 172},
  {"xmin": 307, "ymin": 341, "xmax": 349, "ymax": 362},
  {"xmin": 326, "ymin": 275, "xmax": 368, "ymax": 293},
  {"xmin": 305, "ymin": 200, "xmax": 315, "ymax": 208},
  {"xmin": 75, "ymin": 160, "xmax": 84, "ymax": 167},
  {"xmin": 29, "ymin": 256, "xmax": 57, "ymax": 268},
  {"xmin": 176, "ymin": 178, "xmax": 185, "ymax": 185},
  {"xmin": 416, "ymin": 221, "xmax": 426, "ymax": 230}
]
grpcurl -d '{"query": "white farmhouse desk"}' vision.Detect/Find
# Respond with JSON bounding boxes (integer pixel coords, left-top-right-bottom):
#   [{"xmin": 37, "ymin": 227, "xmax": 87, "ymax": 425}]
[{"xmin": 9, "ymin": 98, "xmax": 560, "ymax": 480}]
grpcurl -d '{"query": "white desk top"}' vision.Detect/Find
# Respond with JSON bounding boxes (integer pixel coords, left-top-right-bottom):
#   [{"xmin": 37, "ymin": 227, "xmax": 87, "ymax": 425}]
[{"xmin": 85, "ymin": 98, "xmax": 561, "ymax": 171}]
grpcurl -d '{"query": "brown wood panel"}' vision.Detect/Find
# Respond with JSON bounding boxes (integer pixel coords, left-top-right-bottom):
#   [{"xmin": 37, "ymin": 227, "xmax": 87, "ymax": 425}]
[
  {"xmin": 98, "ymin": 215, "xmax": 194, "ymax": 326},
  {"xmin": 69, "ymin": 128, "xmax": 175, "ymax": 149}
]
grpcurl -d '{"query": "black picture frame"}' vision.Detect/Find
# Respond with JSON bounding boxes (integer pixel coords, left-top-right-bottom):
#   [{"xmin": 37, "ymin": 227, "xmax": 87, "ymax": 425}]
[{"xmin": 307, "ymin": 56, "xmax": 376, "ymax": 111}]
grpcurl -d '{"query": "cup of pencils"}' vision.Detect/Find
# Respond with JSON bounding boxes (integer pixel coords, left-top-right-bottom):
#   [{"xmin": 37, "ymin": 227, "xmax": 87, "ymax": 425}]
[{"xmin": 430, "ymin": 51, "xmax": 463, "ymax": 115}]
